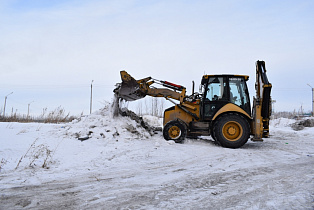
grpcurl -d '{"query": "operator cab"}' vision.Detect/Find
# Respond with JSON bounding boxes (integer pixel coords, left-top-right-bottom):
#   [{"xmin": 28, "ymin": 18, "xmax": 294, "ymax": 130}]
[{"xmin": 201, "ymin": 74, "xmax": 251, "ymax": 120}]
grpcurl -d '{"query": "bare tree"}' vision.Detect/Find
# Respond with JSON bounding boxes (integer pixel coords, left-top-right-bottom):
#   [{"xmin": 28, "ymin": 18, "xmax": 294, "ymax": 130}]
[
  {"xmin": 136, "ymin": 100, "xmax": 143, "ymax": 116},
  {"xmin": 144, "ymin": 98, "xmax": 148, "ymax": 115},
  {"xmin": 158, "ymin": 98, "xmax": 165, "ymax": 117}
]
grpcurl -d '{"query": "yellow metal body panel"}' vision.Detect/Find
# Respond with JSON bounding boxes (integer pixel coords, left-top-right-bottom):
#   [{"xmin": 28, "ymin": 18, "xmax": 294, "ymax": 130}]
[
  {"xmin": 212, "ymin": 103, "xmax": 252, "ymax": 121},
  {"xmin": 252, "ymin": 100, "xmax": 264, "ymax": 141},
  {"xmin": 163, "ymin": 102, "xmax": 200, "ymax": 126}
]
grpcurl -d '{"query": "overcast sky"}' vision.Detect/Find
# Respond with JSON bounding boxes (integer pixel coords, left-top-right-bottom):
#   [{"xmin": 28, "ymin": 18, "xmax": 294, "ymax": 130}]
[{"xmin": 1, "ymin": 0, "xmax": 314, "ymax": 116}]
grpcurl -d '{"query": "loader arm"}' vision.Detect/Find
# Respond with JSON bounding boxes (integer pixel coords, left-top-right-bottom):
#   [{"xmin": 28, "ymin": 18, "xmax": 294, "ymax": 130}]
[
  {"xmin": 114, "ymin": 71, "xmax": 186, "ymax": 103},
  {"xmin": 252, "ymin": 60, "xmax": 272, "ymax": 141}
]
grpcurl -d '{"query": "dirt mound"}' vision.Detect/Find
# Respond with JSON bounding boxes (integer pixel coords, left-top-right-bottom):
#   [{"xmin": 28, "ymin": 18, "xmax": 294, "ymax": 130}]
[
  {"xmin": 291, "ymin": 119, "xmax": 314, "ymax": 131},
  {"xmin": 111, "ymin": 93, "xmax": 162, "ymax": 135}
]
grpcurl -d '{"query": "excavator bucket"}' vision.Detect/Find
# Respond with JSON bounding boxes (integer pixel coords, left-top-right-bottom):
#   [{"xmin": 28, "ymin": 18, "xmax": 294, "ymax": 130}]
[{"xmin": 114, "ymin": 71, "xmax": 147, "ymax": 101}]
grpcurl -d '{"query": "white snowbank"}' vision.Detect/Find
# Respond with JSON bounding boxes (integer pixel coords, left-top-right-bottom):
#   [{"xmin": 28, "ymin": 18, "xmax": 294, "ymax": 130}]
[
  {"xmin": 0, "ymin": 112, "xmax": 313, "ymax": 209},
  {"xmin": 142, "ymin": 115, "xmax": 163, "ymax": 127},
  {"xmin": 270, "ymin": 117, "xmax": 296, "ymax": 128}
]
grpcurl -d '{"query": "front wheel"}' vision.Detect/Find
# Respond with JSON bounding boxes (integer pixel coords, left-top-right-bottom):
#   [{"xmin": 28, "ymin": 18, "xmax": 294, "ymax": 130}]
[
  {"xmin": 163, "ymin": 120, "xmax": 187, "ymax": 143},
  {"xmin": 213, "ymin": 113, "xmax": 250, "ymax": 148}
]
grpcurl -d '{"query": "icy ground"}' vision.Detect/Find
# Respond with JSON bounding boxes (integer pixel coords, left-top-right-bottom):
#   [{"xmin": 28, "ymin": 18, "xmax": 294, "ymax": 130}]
[{"xmin": 0, "ymin": 103, "xmax": 313, "ymax": 209}]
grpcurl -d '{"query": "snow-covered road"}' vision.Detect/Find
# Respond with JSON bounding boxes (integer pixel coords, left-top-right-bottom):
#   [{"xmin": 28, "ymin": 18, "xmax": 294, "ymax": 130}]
[
  {"xmin": 0, "ymin": 106, "xmax": 313, "ymax": 209},
  {"xmin": 1, "ymin": 157, "xmax": 312, "ymax": 209}
]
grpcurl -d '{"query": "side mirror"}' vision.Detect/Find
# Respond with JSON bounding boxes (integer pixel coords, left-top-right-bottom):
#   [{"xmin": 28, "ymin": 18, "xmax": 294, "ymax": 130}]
[{"xmin": 192, "ymin": 81, "xmax": 195, "ymax": 95}]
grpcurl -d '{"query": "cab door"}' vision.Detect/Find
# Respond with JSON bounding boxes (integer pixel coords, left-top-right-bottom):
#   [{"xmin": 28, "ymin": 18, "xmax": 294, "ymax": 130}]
[{"xmin": 202, "ymin": 76, "xmax": 229, "ymax": 120}]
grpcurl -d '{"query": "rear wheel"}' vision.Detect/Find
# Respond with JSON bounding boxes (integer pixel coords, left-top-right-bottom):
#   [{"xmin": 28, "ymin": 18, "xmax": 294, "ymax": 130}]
[
  {"xmin": 213, "ymin": 113, "xmax": 250, "ymax": 148},
  {"xmin": 163, "ymin": 120, "xmax": 187, "ymax": 143}
]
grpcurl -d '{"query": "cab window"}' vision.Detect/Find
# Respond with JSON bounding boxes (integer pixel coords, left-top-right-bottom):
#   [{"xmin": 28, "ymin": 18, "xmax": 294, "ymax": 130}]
[
  {"xmin": 205, "ymin": 77, "xmax": 227, "ymax": 101},
  {"xmin": 229, "ymin": 77, "xmax": 251, "ymax": 114}
]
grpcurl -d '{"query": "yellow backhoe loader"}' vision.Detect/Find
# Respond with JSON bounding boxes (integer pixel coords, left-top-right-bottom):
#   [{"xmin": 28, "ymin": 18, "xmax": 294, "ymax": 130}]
[{"xmin": 114, "ymin": 60, "xmax": 272, "ymax": 148}]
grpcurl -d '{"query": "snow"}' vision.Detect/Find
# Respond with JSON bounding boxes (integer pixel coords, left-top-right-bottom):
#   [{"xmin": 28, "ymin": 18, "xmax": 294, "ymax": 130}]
[{"xmin": 0, "ymin": 104, "xmax": 313, "ymax": 209}]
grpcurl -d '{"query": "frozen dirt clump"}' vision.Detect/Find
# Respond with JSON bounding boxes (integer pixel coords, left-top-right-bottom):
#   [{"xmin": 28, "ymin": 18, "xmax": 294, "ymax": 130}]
[
  {"xmin": 119, "ymin": 107, "xmax": 162, "ymax": 135},
  {"xmin": 291, "ymin": 118, "xmax": 314, "ymax": 131}
]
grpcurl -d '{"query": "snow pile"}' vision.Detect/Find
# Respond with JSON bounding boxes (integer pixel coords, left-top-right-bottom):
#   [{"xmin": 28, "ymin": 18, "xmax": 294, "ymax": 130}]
[
  {"xmin": 0, "ymin": 102, "xmax": 164, "ymax": 178},
  {"xmin": 142, "ymin": 115, "xmax": 163, "ymax": 127},
  {"xmin": 0, "ymin": 113, "xmax": 313, "ymax": 209},
  {"xmin": 65, "ymin": 102, "xmax": 161, "ymax": 141},
  {"xmin": 270, "ymin": 117, "xmax": 296, "ymax": 128},
  {"xmin": 270, "ymin": 117, "xmax": 314, "ymax": 131}
]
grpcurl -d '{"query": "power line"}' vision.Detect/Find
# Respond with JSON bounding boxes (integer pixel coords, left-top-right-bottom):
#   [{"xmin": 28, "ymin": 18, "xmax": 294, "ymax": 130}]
[
  {"xmin": 274, "ymin": 88, "xmax": 309, "ymax": 91},
  {"xmin": 0, "ymin": 84, "xmax": 114, "ymax": 90}
]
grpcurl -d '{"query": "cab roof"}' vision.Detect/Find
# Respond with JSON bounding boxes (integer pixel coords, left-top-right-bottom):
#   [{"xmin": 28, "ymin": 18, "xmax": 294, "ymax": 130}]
[{"xmin": 201, "ymin": 74, "xmax": 249, "ymax": 84}]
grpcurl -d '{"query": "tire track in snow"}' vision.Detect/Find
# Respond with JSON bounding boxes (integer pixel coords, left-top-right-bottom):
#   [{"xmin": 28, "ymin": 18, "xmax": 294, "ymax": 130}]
[{"xmin": 1, "ymin": 158, "xmax": 312, "ymax": 209}]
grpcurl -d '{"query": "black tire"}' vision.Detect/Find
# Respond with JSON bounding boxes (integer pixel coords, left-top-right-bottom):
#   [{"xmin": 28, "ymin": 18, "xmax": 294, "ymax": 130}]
[
  {"xmin": 210, "ymin": 129, "xmax": 220, "ymax": 145},
  {"xmin": 163, "ymin": 120, "xmax": 187, "ymax": 143},
  {"xmin": 213, "ymin": 113, "xmax": 250, "ymax": 148}
]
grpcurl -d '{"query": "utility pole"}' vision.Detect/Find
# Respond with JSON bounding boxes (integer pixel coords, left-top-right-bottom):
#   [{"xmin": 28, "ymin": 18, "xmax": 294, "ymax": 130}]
[
  {"xmin": 3, "ymin": 92, "xmax": 13, "ymax": 117},
  {"xmin": 90, "ymin": 80, "xmax": 94, "ymax": 114},
  {"xmin": 27, "ymin": 101, "xmax": 34, "ymax": 119},
  {"xmin": 271, "ymin": 99, "xmax": 276, "ymax": 118},
  {"xmin": 308, "ymin": 84, "xmax": 314, "ymax": 116}
]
